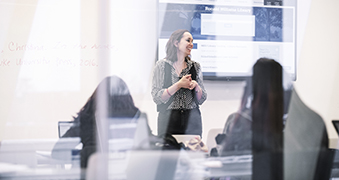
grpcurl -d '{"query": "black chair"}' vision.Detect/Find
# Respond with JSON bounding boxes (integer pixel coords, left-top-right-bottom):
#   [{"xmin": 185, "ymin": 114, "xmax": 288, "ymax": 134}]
[{"xmin": 284, "ymin": 90, "xmax": 335, "ymax": 180}]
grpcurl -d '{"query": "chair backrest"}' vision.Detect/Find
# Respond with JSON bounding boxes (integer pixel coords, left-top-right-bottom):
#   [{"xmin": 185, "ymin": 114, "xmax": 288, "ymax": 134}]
[{"xmin": 284, "ymin": 90, "xmax": 335, "ymax": 180}]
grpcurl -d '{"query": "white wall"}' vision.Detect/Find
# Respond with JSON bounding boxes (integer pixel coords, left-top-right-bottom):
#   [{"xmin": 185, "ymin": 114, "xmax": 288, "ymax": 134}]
[{"xmin": 292, "ymin": 0, "xmax": 339, "ymax": 149}]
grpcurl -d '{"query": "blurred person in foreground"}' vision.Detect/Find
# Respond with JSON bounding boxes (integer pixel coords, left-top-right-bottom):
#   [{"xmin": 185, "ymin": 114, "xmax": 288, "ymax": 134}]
[{"xmin": 52, "ymin": 76, "xmax": 150, "ymax": 168}]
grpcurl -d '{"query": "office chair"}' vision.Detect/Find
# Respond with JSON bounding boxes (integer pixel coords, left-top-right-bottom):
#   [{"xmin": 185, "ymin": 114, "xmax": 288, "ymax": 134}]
[{"xmin": 284, "ymin": 90, "xmax": 335, "ymax": 180}]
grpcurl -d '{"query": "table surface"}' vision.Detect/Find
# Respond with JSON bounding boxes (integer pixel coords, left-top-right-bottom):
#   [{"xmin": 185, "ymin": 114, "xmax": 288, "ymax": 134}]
[{"xmin": 0, "ymin": 153, "xmax": 252, "ymax": 180}]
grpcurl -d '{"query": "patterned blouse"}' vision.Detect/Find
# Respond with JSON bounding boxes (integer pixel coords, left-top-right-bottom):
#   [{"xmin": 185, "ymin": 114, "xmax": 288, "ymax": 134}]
[{"xmin": 151, "ymin": 58, "xmax": 207, "ymax": 110}]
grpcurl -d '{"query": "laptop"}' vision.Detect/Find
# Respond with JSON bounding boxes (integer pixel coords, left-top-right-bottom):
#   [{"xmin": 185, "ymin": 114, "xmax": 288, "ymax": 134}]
[
  {"xmin": 58, "ymin": 121, "xmax": 74, "ymax": 138},
  {"xmin": 105, "ymin": 113, "xmax": 150, "ymax": 151}
]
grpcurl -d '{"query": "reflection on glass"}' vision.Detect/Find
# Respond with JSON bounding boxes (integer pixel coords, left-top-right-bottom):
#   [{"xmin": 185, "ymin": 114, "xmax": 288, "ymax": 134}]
[{"xmin": 0, "ymin": 0, "xmax": 316, "ymax": 180}]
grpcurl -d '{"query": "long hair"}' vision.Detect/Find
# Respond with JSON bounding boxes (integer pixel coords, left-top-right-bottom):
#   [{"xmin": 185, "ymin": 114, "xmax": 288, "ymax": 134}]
[
  {"xmin": 79, "ymin": 76, "xmax": 138, "ymax": 129},
  {"xmin": 165, "ymin": 29, "xmax": 190, "ymax": 62},
  {"xmin": 252, "ymin": 58, "xmax": 283, "ymax": 151},
  {"xmin": 251, "ymin": 58, "xmax": 284, "ymax": 180}
]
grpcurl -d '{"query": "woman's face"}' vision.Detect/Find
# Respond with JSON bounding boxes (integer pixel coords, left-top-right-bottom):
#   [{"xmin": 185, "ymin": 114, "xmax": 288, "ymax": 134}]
[{"xmin": 176, "ymin": 32, "xmax": 193, "ymax": 57}]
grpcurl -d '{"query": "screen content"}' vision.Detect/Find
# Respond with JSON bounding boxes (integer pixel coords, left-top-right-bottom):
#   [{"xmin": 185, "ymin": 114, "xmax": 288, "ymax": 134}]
[{"xmin": 158, "ymin": 0, "xmax": 296, "ymax": 80}]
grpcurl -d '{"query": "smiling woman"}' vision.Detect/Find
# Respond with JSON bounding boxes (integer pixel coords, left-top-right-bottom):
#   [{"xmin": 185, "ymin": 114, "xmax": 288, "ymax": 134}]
[{"xmin": 151, "ymin": 29, "xmax": 207, "ymax": 137}]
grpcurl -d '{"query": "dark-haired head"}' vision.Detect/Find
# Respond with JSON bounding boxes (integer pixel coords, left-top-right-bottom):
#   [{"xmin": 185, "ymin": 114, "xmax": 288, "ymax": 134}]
[
  {"xmin": 80, "ymin": 75, "xmax": 138, "ymax": 119},
  {"xmin": 240, "ymin": 59, "xmax": 291, "ymax": 114},
  {"xmin": 165, "ymin": 29, "xmax": 190, "ymax": 62},
  {"xmin": 252, "ymin": 58, "xmax": 283, "ymax": 107}
]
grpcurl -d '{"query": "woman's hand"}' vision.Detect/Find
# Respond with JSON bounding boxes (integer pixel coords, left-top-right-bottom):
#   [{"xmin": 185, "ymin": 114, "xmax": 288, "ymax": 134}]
[
  {"xmin": 178, "ymin": 74, "xmax": 192, "ymax": 89},
  {"xmin": 190, "ymin": 80, "xmax": 202, "ymax": 100},
  {"xmin": 189, "ymin": 80, "xmax": 198, "ymax": 90},
  {"xmin": 162, "ymin": 74, "xmax": 192, "ymax": 100}
]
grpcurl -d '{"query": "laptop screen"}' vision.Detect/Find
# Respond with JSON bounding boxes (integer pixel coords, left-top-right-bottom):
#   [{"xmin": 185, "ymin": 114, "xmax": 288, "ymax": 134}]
[
  {"xmin": 106, "ymin": 115, "xmax": 150, "ymax": 151},
  {"xmin": 58, "ymin": 121, "xmax": 74, "ymax": 138}
]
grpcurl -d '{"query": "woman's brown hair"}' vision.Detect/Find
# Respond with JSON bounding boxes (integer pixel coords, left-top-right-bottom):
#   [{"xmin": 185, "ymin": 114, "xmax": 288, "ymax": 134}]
[{"xmin": 165, "ymin": 29, "xmax": 190, "ymax": 62}]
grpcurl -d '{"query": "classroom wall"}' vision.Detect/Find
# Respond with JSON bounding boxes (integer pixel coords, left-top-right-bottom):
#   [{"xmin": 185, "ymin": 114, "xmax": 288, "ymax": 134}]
[
  {"xmin": 0, "ymin": 0, "xmax": 313, "ymax": 143},
  {"xmin": 292, "ymin": 0, "xmax": 339, "ymax": 148}
]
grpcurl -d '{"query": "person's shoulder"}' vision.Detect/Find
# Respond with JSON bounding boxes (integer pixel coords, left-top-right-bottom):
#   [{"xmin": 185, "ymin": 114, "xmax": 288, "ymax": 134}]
[
  {"xmin": 225, "ymin": 112, "xmax": 238, "ymax": 125},
  {"xmin": 223, "ymin": 112, "xmax": 237, "ymax": 132},
  {"xmin": 157, "ymin": 58, "xmax": 171, "ymax": 64},
  {"xmin": 239, "ymin": 108, "xmax": 251, "ymax": 121},
  {"xmin": 157, "ymin": 58, "xmax": 166, "ymax": 63},
  {"xmin": 224, "ymin": 111, "xmax": 247, "ymax": 128},
  {"xmin": 155, "ymin": 59, "xmax": 171, "ymax": 67},
  {"xmin": 227, "ymin": 110, "xmax": 251, "ymax": 123},
  {"xmin": 138, "ymin": 111, "xmax": 148, "ymax": 119}
]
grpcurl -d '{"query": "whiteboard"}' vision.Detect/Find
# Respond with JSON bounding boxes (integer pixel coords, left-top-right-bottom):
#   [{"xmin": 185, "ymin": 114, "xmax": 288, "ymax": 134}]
[{"xmin": 0, "ymin": 0, "xmax": 157, "ymax": 140}]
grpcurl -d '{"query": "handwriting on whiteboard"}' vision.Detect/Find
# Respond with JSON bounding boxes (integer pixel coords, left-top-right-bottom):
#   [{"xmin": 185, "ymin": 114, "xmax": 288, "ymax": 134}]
[{"xmin": 0, "ymin": 41, "xmax": 118, "ymax": 67}]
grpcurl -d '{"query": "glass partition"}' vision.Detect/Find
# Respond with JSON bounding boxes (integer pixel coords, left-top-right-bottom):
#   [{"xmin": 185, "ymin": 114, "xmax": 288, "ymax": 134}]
[{"xmin": 3, "ymin": 0, "xmax": 338, "ymax": 180}]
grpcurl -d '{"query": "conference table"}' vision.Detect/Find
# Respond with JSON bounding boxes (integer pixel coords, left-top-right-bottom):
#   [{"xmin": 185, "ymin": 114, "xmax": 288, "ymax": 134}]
[{"xmin": 0, "ymin": 150, "xmax": 252, "ymax": 180}]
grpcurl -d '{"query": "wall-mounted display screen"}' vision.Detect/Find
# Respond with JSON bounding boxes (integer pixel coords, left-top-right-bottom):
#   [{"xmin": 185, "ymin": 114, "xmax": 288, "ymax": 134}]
[{"xmin": 158, "ymin": 0, "xmax": 297, "ymax": 80}]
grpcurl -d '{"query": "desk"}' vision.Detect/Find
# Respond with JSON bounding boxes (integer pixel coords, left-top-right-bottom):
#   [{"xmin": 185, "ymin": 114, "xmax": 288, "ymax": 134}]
[
  {"xmin": 0, "ymin": 138, "xmax": 83, "ymax": 180},
  {"xmin": 0, "ymin": 165, "xmax": 85, "ymax": 180},
  {"xmin": 179, "ymin": 155, "xmax": 252, "ymax": 179},
  {"xmin": 106, "ymin": 150, "xmax": 252, "ymax": 180},
  {"xmin": 0, "ymin": 151, "xmax": 252, "ymax": 180},
  {"xmin": 4, "ymin": 149, "xmax": 339, "ymax": 180},
  {"xmin": 201, "ymin": 156, "xmax": 252, "ymax": 179}
]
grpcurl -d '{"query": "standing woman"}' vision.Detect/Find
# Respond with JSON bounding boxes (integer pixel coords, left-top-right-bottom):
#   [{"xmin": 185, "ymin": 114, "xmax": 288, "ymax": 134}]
[{"xmin": 151, "ymin": 29, "xmax": 207, "ymax": 137}]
